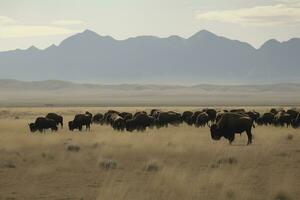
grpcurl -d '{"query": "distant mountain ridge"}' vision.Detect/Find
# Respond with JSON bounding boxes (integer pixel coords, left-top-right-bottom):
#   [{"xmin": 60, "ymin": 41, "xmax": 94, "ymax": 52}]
[
  {"xmin": 0, "ymin": 79, "xmax": 299, "ymax": 106},
  {"xmin": 0, "ymin": 29, "xmax": 299, "ymax": 84},
  {"xmin": 1, "ymin": 79, "xmax": 299, "ymax": 92}
]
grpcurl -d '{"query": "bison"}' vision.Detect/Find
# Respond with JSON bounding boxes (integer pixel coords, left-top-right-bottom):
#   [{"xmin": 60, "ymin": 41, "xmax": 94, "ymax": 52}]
[
  {"xmin": 292, "ymin": 113, "xmax": 300, "ymax": 128},
  {"xmin": 92, "ymin": 113, "xmax": 104, "ymax": 124},
  {"xmin": 181, "ymin": 111, "xmax": 193, "ymax": 125},
  {"xmin": 195, "ymin": 112, "xmax": 209, "ymax": 127},
  {"xmin": 69, "ymin": 113, "xmax": 92, "ymax": 131},
  {"xmin": 110, "ymin": 114, "xmax": 126, "ymax": 131},
  {"xmin": 256, "ymin": 112, "xmax": 275, "ymax": 126},
  {"xmin": 209, "ymin": 113, "xmax": 254, "ymax": 145},
  {"xmin": 29, "ymin": 117, "xmax": 58, "ymax": 133},
  {"xmin": 45, "ymin": 113, "xmax": 63, "ymax": 128},
  {"xmin": 156, "ymin": 112, "xmax": 182, "ymax": 128},
  {"xmin": 125, "ymin": 113, "xmax": 153, "ymax": 132},
  {"xmin": 202, "ymin": 108, "xmax": 217, "ymax": 122},
  {"xmin": 273, "ymin": 112, "xmax": 292, "ymax": 127}
]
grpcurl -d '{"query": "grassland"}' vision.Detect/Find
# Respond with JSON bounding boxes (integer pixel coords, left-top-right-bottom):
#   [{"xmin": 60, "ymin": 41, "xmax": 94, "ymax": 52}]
[{"xmin": 0, "ymin": 107, "xmax": 299, "ymax": 200}]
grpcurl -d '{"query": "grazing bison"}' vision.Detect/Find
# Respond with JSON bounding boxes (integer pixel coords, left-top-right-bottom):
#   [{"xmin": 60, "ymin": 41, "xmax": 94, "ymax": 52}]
[
  {"xmin": 45, "ymin": 113, "xmax": 63, "ymax": 127},
  {"xmin": 202, "ymin": 108, "xmax": 217, "ymax": 122},
  {"xmin": 190, "ymin": 111, "xmax": 203, "ymax": 125},
  {"xmin": 181, "ymin": 111, "xmax": 193, "ymax": 125},
  {"xmin": 209, "ymin": 113, "xmax": 254, "ymax": 145},
  {"xmin": 287, "ymin": 109, "xmax": 299, "ymax": 119},
  {"xmin": 103, "ymin": 110, "xmax": 120, "ymax": 125},
  {"xmin": 125, "ymin": 113, "xmax": 153, "ymax": 132},
  {"xmin": 111, "ymin": 114, "xmax": 126, "ymax": 131},
  {"xmin": 195, "ymin": 112, "xmax": 209, "ymax": 127},
  {"xmin": 292, "ymin": 113, "xmax": 300, "ymax": 128},
  {"xmin": 274, "ymin": 112, "xmax": 292, "ymax": 127},
  {"xmin": 256, "ymin": 112, "xmax": 275, "ymax": 126},
  {"xmin": 156, "ymin": 112, "xmax": 182, "ymax": 128},
  {"xmin": 92, "ymin": 113, "xmax": 104, "ymax": 124},
  {"xmin": 29, "ymin": 117, "xmax": 58, "ymax": 133},
  {"xmin": 69, "ymin": 114, "xmax": 92, "ymax": 131}
]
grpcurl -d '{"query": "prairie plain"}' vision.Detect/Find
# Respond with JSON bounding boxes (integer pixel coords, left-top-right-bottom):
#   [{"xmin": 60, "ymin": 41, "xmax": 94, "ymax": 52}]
[{"xmin": 0, "ymin": 107, "xmax": 300, "ymax": 200}]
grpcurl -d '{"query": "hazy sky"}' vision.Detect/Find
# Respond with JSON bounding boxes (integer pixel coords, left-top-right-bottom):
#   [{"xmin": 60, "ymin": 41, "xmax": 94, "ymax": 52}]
[{"xmin": 0, "ymin": 0, "xmax": 300, "ymax": 51}]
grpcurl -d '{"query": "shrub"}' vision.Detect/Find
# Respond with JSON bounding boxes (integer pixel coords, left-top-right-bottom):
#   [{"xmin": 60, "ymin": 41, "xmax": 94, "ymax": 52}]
[
  {"xmin": 98, "ymin": 159, "xmax": 118, "ymax": 170},
  {"xmin": 0, "ymin": 160, "xmax": 16, "ymax": 168},
  {"xmin": 66, "ymin": 144, "xmax": 80, "ymax": 152},
  {"xmin": 274, "ymin": 192, "xmax": 292, "ymax": 200},
  {"xmin": 287, "ymin": 134, "xmax": 293, "ymax": 140},
  {"xmin": 145, "ymin": 160, "xmax": 159, "ymax": 172}
]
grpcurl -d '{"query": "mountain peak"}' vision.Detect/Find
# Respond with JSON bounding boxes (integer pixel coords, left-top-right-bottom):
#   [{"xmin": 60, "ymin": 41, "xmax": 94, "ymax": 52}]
[
  {"xmin": 260, "ymin": 39, "xmax": 281, "ymax": 49},
  {"xmin": 81, "ymin": 29, "xmax": 99, "ymax": 36},
  {"xmin": 59, "ymin": 29, "xmax": 115, "ymax": 48},
  {"xmin": 188, "ymin": 30, "xmax": 217, "ymax": 40},
  {"xmin": 27, "ymin": 45, "xmax": 40, "ymax": 51}
]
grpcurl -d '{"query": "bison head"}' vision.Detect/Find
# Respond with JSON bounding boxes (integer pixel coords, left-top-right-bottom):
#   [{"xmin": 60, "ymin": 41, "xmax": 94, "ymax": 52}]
[
  {"xmin": 28, "ymin": 123, "xmax": 37, "ymax": 132},
  {"xmin": 210, "ymin": 124, "xmax": 221, "ymax": 140}
]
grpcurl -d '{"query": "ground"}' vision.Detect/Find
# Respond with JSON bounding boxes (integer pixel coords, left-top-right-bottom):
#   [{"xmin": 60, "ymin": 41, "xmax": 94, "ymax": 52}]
[{"xmin": 0, "ymin": 107, "xmax": 299, "ymax": 200}]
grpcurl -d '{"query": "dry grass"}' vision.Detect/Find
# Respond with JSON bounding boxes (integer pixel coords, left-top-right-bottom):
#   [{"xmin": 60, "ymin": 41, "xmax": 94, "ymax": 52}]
[{"xmin": 0, "ymin": 107, "xmax": 299, "ymax": 200}]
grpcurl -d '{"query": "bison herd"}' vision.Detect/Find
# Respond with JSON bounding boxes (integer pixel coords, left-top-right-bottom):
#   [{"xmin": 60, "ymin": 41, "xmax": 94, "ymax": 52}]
[{"xmin": 28, "ymin": 108, "xmax": 300, "ymax": 145}]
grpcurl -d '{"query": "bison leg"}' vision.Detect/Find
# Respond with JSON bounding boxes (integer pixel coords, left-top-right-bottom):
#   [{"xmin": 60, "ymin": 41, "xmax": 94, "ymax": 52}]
[
  {"xmin": 229, "ymin": 134, "xmax": 235, "ymax": 145},
  {"xmin": 246, "ymin": 130, "xmax": 253, "ymax": 145}
]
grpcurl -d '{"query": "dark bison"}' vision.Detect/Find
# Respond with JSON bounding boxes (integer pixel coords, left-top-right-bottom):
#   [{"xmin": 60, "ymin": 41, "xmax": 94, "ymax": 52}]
[
  {"xmin": 209, "ymin": 113, "xmax": 254, "ymax": 145},
  {"xmin": 125, "ymin": 113, "xmax": 153, "ymax": 132},
  {"xmin": 92, "ymin": 113, "xmax": 104, "ymax": 124},
  {"xmin": 202, "ymin": 108, "xmax": 217, "ymax": 122},
  {"xmin": 156, "ymin": 112, "xmax": 182, "ymax": 128},
  {"xmin": 110, "ymin": 113, "xmax": 126, "ymax": 131},
  {"xmin": 181, "ymin": 111, "xmax": 193, "ymax": 125},
  {"xmin": 256, "ymin": 112, "xmax": 275, "ymax": 126},
  {"xmin": 69, "ymin": 114, "xmax": 92, "ymax": 131},
  {"xmin": 195, "ymin": 112, "xmax": 209, "ymax": 127},
  {"xmin": 292, "ymin": 113, "xmax": 300, "ymax": 128},
  {"xmin": 190, "ymin": 111, "xmax": 203, "ymax": 125},
  {"xmin": 29, "ymin": 117, "xmax": 58, "ymax": 133},
  {"xmin": 45, "ymin": 113, "xmax": 63, "ymax": 127},
  {"xmin": 287, "ymin": 109, "xmax": 299, "ymax": 119},
  {"xmin": 103, "ymin": 110, "xmax": 120, "ymax": 125},
  {"xmin": 273, "ymin": 112, "xmax": 292, "ymax": 127}
]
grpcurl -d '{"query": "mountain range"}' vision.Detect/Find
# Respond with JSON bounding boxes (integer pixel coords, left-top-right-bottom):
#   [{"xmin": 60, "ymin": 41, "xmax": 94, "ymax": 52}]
[{"xmin": 0, "ymin": 29, "xmax": 299, "ymax": 84}]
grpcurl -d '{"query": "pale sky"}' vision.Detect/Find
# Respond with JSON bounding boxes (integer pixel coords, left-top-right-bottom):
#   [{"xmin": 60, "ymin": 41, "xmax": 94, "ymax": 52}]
[{"xmin": 0, "ymin": 0, "xmax": 300, "ymax": 51}]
